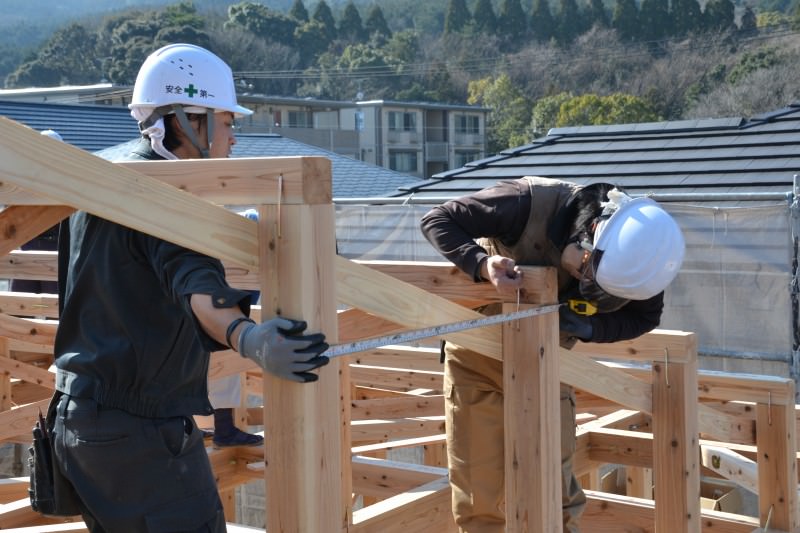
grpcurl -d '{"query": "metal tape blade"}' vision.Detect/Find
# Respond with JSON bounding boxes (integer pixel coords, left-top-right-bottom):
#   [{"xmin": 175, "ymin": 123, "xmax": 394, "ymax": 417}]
[{"xmin": 325, "ymin": 303, "xmax": 562, "ymax": 359}]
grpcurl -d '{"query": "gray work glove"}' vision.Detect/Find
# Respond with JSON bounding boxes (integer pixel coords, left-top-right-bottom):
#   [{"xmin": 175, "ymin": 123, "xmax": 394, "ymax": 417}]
[
  {"xmin": 559, "ymin": 305, "xmax": 593, "ymax": 342},
  {"xmin": 238, "ymin": 318, "xmax": 329, "ymax": 383}
]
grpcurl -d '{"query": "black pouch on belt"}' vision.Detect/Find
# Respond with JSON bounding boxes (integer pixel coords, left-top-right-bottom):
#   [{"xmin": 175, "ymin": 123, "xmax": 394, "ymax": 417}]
[{"xmin": 28, "ymin": 391, "xmax": 81, "ymax": 516}]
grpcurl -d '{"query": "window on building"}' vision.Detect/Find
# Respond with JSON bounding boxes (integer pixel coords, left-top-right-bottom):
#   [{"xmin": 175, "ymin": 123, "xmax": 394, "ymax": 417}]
[
  {"xmin": 388, "ymin": 111, "xmax": 417, "ymax": 132},
  {"xmin": 287, "ymin": 110, "xmax": 312, "ymax": 128},
  {"xmin": 454, "ymin": 150, "xmax": 481, "ymax": 168},
  {"xmin": 456, "ymin": 115, "xmax": 480, "ymax": 134},
  {"xmin": 389, "ymin": 151, "xmax": 418, "ymax": 173}
]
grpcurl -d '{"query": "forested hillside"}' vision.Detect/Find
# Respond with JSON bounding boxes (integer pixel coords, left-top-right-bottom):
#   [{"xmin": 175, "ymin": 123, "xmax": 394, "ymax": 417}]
[{"xmin": 3, "ymin": 0, "xmax": 800, "ymax": 153}]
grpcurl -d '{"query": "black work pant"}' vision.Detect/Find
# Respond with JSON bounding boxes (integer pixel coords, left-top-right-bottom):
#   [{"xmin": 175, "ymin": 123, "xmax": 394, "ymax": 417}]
[{"xmin": 53, "ymin": 395, "xmax": 226, "ymax": 532}]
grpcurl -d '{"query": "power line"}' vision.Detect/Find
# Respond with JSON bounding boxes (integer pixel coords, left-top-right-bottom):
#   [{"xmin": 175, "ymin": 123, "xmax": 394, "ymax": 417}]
[{"xmin": 229, "ymin": 25, "xmax": 800, "ymax": 83}]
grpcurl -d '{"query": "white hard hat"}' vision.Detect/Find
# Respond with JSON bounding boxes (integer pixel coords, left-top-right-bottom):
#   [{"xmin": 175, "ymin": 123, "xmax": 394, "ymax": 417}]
[
  {"xmin": 40, "ymin": 129, "xmax": 63, "ymax": 141},
  {"xmin": 589, "ymin": 195, "xmax": 685, "ymax": 300},
  {"xmin": 129, "ymin": 43, "xmax": 252, "ymax": 117}
]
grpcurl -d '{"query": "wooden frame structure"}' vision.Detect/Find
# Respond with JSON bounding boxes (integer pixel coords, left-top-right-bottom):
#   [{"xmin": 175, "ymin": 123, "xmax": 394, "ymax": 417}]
[{"xmin": 0, "ymin": 116, "xmax": 797, "ymax": 532}]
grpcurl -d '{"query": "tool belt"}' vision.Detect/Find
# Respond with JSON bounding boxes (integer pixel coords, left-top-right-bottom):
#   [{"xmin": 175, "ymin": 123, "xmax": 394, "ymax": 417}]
[{"xmin": 28, "ymin": 391, "xmax": 81, "ymax": 517}]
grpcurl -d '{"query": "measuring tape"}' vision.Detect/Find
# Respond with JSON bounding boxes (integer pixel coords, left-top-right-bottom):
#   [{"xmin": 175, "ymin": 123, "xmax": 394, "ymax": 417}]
[{"xmin": 324, "ymin": 303, "xmax": 563, "ymax": 359}]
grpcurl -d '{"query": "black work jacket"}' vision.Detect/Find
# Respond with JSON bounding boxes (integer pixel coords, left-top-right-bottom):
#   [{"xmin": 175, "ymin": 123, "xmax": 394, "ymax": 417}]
[
  {"xmin": 54, "ymin": 139, "xmax": 251, "ymax": 417},
  {"xmin": 419, "ymin": 177, "xmax": 663, "ymax": 343}
]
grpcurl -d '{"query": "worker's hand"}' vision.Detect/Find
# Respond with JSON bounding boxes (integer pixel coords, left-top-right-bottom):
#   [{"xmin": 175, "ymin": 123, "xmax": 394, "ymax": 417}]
[
  {"xmin": 238, "ymin": 318, "xmax": 329, "ymax": 383},
  {"xmin": 559, "ymin": 305, "xmax": 593, "ymax": 341},
  {"xmin": 482, "ymin": 255, "xmax": 522, "ymax": 297}
]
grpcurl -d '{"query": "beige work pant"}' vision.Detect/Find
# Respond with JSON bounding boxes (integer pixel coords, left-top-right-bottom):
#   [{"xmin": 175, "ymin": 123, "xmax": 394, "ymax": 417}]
[{"xmin": 444, "ymin": 341, "xmax": 586, "ymax": 533}]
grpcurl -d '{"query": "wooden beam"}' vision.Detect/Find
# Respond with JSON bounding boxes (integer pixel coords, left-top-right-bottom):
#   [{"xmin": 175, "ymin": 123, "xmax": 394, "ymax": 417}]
[
  {"xmin": 351, "ymin": 455, "xmax": 447, "ymax": 499},
  {"xmin": 0, "ymin": 478, "xmax": 28, "ymax": 505},
  {"xmin": 560, "ymin": 349, "xmax": 652, "ymax": 414},
  {"xmin": 351, "ymin": 418, "xmax": 446, "ymax": 444},
  {"xmin": 260, "ymin": 202, "xmax": 346, "ymax": 532},
  {"xmin": 756, "ymin": 401, "xmax": 798, "ymax": 531},
  {"xmin": 337, "ymin": 308, "xmax": 406, "ymax": 344},
  {"xmin": 118, "ymin": 157, "xmax": 331, "ymax": 206},
  {"xmin": 700, "ymin": 372, "xmax": 795, "ymax": 406},
  {"xmin": 349, "ymin": 346, "xmax": 443, "ymax": 373},
  {"xmin": 699, "ymin": 444, "xmax": 757, "ymax": 493},
  {"xmin": 582, "ymin": 490, "xmax": 760, "ymax": 533},
  {"xmin": 0, "ymin": 292, "xmax": 59, "ymax": 319},
  {"xmin": 0, "ymin": 354, "xmax": 54, "ymax": 388},
  {"xmin": 0, "ymin": 399, "xmax": 48, "ymax": 441},
  {"xmin": 503, "ymin": 300, "xmax": 561, "ymax": 533},
  {"xmin": 350, "ymin": 395, "xmax": 444, "ymax": 421},
  {"xmin": 651, "ymin": 351, "xmax": 700, "ymax": 533},
  {"xmin": 0, "ymin": 523, "xmax": 88, "ymax": 533},
  {"xmin": 349, "ymin": 365, "xmax": 444, "ymax": 392},
  {"xmin": 587, "ymin": 428, "xmax": 653, "ymax": 469},
  {"xmin": 351, "ymin": 434, "xmax": 446, "ymax": 455},
  {"xmin": 358, "ymin": 260, "xmax": 554, "ymax": 303},
  {"xmin": 336, "ymin": 255, "xmax": 500, "ymax": 357},
  {"xmin": 0, "ymin": 206, "xmax": 73, "ymax": 257},
  {"xmin": 0, "ymin": 315, "xmax": 56, "ymax": 345},
  {"xmin": 0, "ymin": 116, "xmax": 298, "ymax": 269},
  {"xmin": 350, "ymin": 476, "xmax": 456, "ymax": 533},
  {"xmin": 569, "ymin": 330, "xmax": 696, "ymax": 363}
]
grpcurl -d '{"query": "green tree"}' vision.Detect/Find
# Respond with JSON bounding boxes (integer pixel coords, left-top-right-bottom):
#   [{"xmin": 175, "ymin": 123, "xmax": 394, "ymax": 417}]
[
  {"xmin": 289, "ymin": 0, "xmax": 309, "ymax": 22},
  {"xmin": 468, "ymin": 74, "xmax": 533, "ymax": 152},
  {"xmin": 445, "ymin": 0, "xmax": 471, "ymax": 34},
  {"xmin": 756, "ymin": 11, "xmax": 790, "ymax": 28},
  {"xmin": 556, "ymin": 93, "xmax": 661, "ymax": 126},
  {"xmin": 364, "ymin": 4, "xmax": 392, "ymax": 40},
  {"xmin": 312, "ymin": 0, "xmax": 338, "ymax": 42},
  {"xmin": 499, "ymin": 0, "xmax": 528, "ymax": 43},
  {"xmin": 611, "ymin": 0, "xmax": 639, "ymax": 40},
  {"xmin": 472, "ymin": 0, "xmax": 498, "ymax": 34},
  {"xmin": 294, "ymin": 20, "xmax": 331, "ymax": 66},
  {"xmin": 671, "ymin": 0, "xmax": 703, "ymax": 36},
  {"xmin": 6, "ymin": 23, "xmax": 102, "ymax": 87},
  {"xmin": 639, "ymin": 0, "xmax": 670, "ymax": 40},
  {"xmin": 383, "ymin": 29, "xmax": 420, "ymax": 64},
  {"xmin": 226, "ymin": 2, "xmax": 298, "ymax": 45},
  {"xmin": 160, "ymin": 1, "xmax": 205, "ymax": 29},
  {"xmin": 155, "ymin": 24, "xmax": 211, "ymax": 49},
  {"xmin": 338, "ymin": 1, "xmax": 367, "ymax": 42},
  {"xmin": 531, "ymin": 92, "xmax": 574, "ymax": 137},
  {"xmin": 740, "ymin": 6, "xmax": 757, "ymax": 32},
  {"xmin": 530, "ymin": 0, "xmax": 555, "ymax": 42},
  {"xmin": 586, "ymin": 0, "xmax": 609, "ymax": 28},
  {"xmin": 726, "ymin": 47, "xmax": 781, "ymax": 84},
  {"xmin": 556, "ymin": 0, "xmax": 582, "ymax": 44},
  {"xmin": 307, "ymin": 43, "xmax": 397, "ymax": 100},
  {"xmin": 703, "ymin": 0, "xmax": 735, "ymax": 31}
]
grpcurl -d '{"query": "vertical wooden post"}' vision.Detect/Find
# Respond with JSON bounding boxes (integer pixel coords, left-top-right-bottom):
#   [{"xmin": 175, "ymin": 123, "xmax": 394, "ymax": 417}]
[
  {"xmin": 651, "ymin": 342, "xmax": 699, "ymax": 533},
  {"xmin": 0, "ymin": 340, "xmax": 10, "ymax": 413},
  {"xmin": 755, "ymin": 384, "xmax": 798, "ymax": 531},
  {"xmin": 625, "ymin": 466, "xmax": 653, "ymax": 499},
  {"xmin": 503, "ymin": 296, "xmax": 561, "ymax": 533},
  {"xmin": 258, "ymin": 166, "xmax": 348, "ymax": 532}
]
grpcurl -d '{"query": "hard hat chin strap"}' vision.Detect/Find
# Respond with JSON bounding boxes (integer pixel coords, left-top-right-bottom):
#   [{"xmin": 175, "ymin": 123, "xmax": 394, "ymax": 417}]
[
  {"xmin": 140, "ymin": 105, "xmax": 214, "ymax": 159},
  {"xmin": 171, "ymin": 106, "xmax": 214, "ymax": 159}
]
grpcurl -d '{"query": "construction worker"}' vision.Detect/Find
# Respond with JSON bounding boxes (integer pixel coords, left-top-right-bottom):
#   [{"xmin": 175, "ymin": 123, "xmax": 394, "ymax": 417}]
[
  {"xmin": 420, "ymin": 177, "xmax": 684, "ymax": 533},
  {"xmin": 49, "ymin": 43, "xmax": 330, "ymax": 532}
]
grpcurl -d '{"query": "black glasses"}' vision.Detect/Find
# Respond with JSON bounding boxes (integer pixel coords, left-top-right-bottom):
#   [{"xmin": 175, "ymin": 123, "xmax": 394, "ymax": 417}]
[{"xmin": 578, "ymin": 249, "xmax": 630, "ymax": 313}]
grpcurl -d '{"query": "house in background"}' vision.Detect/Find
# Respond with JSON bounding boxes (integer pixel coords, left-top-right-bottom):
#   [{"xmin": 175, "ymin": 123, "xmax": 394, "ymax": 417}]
[
  {"xmin": 0, "ymin": 85, "xmax": 490, "ymax": 179},
  {"xmin": 0, "ymin": 99, "xmax": 139, "ymax": 151}
]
